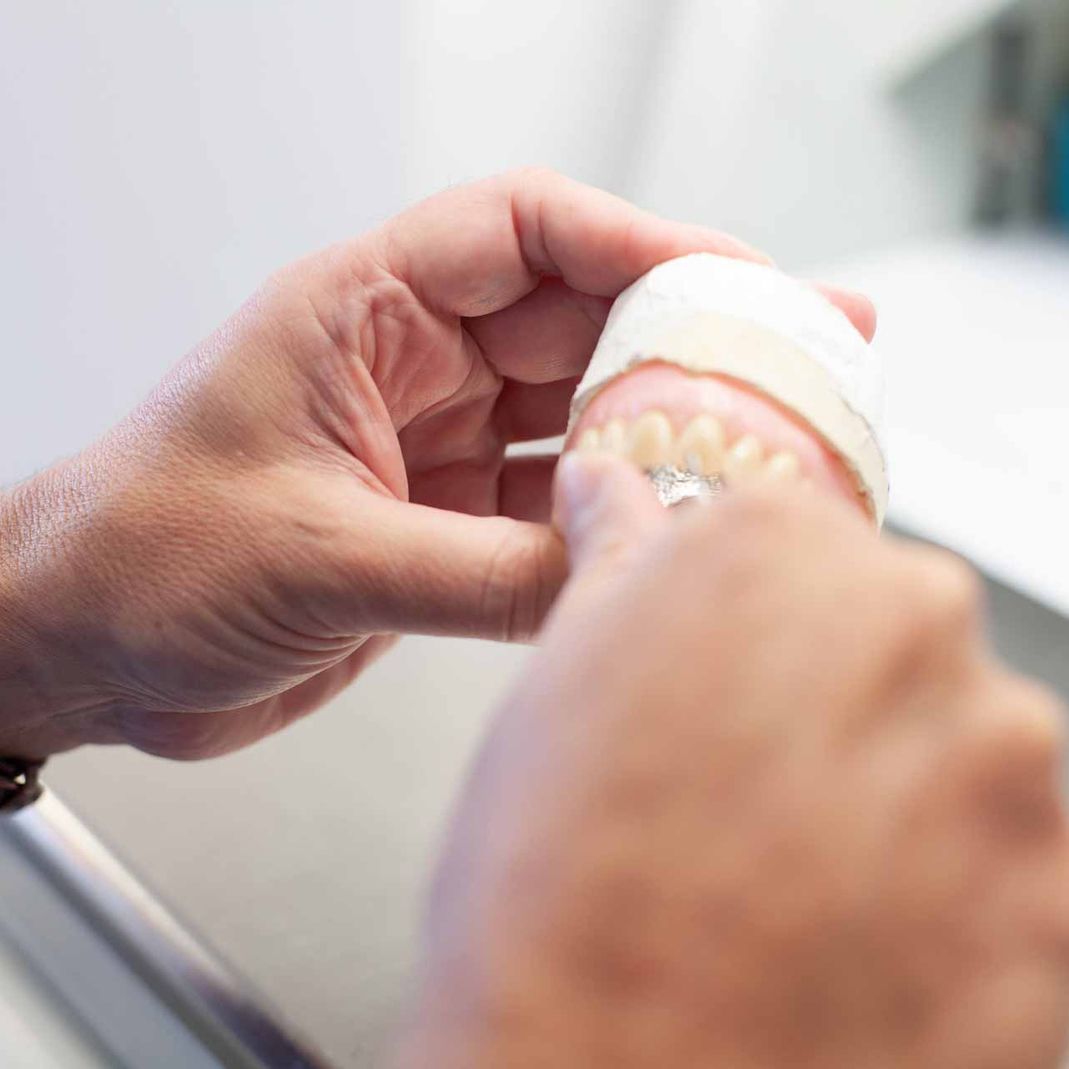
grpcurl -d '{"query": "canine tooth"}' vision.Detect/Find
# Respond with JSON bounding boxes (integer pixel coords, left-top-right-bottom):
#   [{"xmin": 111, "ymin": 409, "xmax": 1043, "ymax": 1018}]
[
  {"xmin": 676, "ymin": 414, "xmax": 725, "ymax": 475},
  {"xmin": 626, "ymin": 411, "xmax": 673, "ymax": 468},
  {"xmin": 724, "ymin": 434, "xmax": 764, "ymax": 482},
  {"xmin": 602, "ymin": 418, "xmax": 627, "ymax": 454},
  {"xmin": 764, "ymin": 450, "xmax": 801, "ymax": 481},
  {"xmin": 576, "ymin": 428, "xmax": 601, "ymax": 452}
]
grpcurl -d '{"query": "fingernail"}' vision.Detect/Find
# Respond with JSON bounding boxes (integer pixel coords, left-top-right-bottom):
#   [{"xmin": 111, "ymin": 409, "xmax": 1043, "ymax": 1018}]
[
  {"xmin": 840, "ymin": 286, "xmax": 875, "ymax": 309},
  {"xmin": 810, "ymin": 281, "xmax": 875, "ymax": 308},
  {"xmin": 555, "ymin": 451, "xmax": 598, "ymax": 520}
]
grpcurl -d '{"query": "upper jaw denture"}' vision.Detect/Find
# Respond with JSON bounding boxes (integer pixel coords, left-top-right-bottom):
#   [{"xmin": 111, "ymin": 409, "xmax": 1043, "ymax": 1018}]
[{"xmin": 566, "ymin": 254, "xmax": 888, "ymax": 524}]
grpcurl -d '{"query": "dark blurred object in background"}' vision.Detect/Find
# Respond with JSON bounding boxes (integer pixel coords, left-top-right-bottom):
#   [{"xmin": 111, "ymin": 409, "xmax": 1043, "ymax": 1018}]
[{"xmin": 975, "ymin": 18, "xmax": 1038, "ymax": 224}]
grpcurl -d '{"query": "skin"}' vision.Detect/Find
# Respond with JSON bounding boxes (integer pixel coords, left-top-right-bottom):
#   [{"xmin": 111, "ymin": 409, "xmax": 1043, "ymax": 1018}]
[
  {"xmin": 0, "ymin": 168, "xmax": 871, "ymax": 759},
  {"xmin": 398, "ymin": 457, "xmax": 1069, "ymax": 1069}
]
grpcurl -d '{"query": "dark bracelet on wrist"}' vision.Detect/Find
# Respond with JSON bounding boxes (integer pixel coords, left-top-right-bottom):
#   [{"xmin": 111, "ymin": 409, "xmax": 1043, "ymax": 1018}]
[{"xmin": 0, "ymin": 756, "xmax": 45, "ymax": 814}]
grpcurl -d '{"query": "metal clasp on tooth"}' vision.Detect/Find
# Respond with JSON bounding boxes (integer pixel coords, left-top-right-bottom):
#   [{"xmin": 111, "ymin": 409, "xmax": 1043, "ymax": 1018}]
[{"xmin": 647, "ymin": 465, "xmax": 723, "ymax": 508}]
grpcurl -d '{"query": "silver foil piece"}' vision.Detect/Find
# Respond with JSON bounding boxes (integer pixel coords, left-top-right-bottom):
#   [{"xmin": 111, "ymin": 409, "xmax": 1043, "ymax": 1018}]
[{"xmin": 647, "ymin": 465, "xmax": 723, "ymax": 508}]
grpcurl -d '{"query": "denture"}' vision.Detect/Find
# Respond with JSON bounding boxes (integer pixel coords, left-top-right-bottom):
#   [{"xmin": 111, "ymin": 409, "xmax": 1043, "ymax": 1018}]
[{"xmin": 565, "ymin": 254, "xmax": 888, "ymax": 523}]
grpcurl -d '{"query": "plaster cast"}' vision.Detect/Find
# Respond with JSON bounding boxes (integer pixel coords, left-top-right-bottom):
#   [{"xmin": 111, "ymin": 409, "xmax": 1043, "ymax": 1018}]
[{"xmin": 569, "ymin": 254, "xmax": 888, "ymax": 523}]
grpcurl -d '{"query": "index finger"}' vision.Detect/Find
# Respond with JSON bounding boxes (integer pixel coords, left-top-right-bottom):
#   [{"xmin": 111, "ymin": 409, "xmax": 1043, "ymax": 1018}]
[{"xmin": 374, "ymin": 168, "xmax": 773, "ymax": 318}]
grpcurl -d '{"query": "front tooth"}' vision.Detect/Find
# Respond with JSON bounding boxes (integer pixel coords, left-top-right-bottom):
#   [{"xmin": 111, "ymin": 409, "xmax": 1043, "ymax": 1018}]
[
  {"xmin": 724, "ymin": 434, "xmax": 764, "ymax": 482},
  {"xmin": 576, "ymin": 428, "xmax": 601, "ymax": 453},
  {"xmin": 626, "ymin": 411, "xmax": 673, "ymax": 469},
  {"xmin": 676, "ymin": 414, "xmax": 725, "ymax": 475},
  {"xmin": 602, "ymin": 418, "xmax": 627, "ymax": 455},
  {"xmin": 764, "ymin": 451, "xmax": 801, "ymax": 481}
]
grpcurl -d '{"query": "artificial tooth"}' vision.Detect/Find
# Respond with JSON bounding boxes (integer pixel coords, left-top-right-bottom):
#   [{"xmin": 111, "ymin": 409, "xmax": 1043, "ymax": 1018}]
[
  {"xmin": 626, "ymin": 411, "xmax": 674, "ymax": 469},
  {"xmin": 724, "ymin": 434, "xmax": 765, "ymax": 482},
  {"xmin": 601, "ymin": 418, "xmax": 627, "ymax": 455},
  {"xmin": 764, "ymin": 450, "xmax": 801, "ymax": 482},
  {"xmin": 676, "ymin": 414, "xmax": 726, "ymax": 475},
  {"xmin": 576, "ymin": 428, "xmax": 601, "ymax": 453}
]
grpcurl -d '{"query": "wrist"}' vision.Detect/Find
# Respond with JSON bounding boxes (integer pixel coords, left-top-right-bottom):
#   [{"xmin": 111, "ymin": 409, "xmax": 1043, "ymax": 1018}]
[{"xmin": 0, "ymin": 463, "xmax": 119, "ymax": 757}]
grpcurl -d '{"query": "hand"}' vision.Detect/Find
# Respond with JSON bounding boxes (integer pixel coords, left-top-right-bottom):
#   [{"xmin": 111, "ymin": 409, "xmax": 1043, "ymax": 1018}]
[
  {"xmin": 0, "ymin": 169, "xmax": 872, "ymax": 759},
  {"xmin": 400, "ymin": 456, "xmax": 1069, "ymax": 1069}
]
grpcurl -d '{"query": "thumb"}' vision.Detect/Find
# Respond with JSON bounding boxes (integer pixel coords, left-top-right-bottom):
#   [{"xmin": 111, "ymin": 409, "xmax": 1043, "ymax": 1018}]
[
  {"xmin": 552, "ymin": 451, "xmax": 666, "ymax": 578},
  {"xmin": 317, "ymin": 456, "xmax": 661, "ymax": 644},
  {"xmin": 325, "ymin": 492, "xmax": 568, "ymax": 642}
]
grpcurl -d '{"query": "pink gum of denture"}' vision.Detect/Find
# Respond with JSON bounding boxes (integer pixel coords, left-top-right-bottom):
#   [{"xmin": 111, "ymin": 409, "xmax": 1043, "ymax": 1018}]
[{"xmin": 566, "ymin": 361, "xmax": 866, "ymax": 515}]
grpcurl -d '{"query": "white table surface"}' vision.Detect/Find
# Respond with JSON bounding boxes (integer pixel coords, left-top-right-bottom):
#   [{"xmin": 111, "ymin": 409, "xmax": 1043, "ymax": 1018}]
[{"xmin": 822, "ymin": 233, "xmax": 1069, "ymax": 617}]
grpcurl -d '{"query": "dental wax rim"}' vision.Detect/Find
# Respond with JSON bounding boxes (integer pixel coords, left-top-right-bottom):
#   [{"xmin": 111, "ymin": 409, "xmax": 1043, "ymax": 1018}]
[{"xmin": 569, "ymin": 254, "xmax": 888, "ymax": 524}]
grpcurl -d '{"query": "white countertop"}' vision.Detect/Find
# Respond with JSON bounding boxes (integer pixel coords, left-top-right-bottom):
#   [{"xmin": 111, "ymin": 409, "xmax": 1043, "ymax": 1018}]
[{"xmin": 822, "ymin": 233, "xmax": 1069, "ymax": 617}]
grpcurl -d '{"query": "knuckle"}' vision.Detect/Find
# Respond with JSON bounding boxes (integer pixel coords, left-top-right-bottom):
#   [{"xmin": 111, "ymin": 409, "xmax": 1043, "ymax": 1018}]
[
  {"xmin": 898, "ymin": 546, "xmax": 984, "ymax": 637},
  {"xmin": 957, "ymin": 676, "xmax": 1069, "ymax": 838},
  {"xmin": 482, "ymin": 523, "xmax": 566, "ymax": 642},
  {"xmin": 992, "ymin": 677, "xmax": 1068, "ymax": 769},
  {"xmin": 503, "ymin": 164, "xmax": 562, "ymax": 189}
]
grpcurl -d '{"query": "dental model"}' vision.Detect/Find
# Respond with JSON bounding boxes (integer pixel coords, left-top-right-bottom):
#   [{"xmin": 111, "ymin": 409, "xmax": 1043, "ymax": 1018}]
[{"xmin": 565, "ymin": 254, "xmax": 888, "ymax": 524}]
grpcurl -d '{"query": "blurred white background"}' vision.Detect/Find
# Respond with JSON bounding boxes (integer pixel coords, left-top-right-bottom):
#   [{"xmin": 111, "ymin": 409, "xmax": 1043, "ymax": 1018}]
[
  {"xmin": 3, "ymin": 1, "xmax": 1069, "ymax": 1066},
  {"xmin": 7, "ymin": 0, "xmax": 1063, "ymax": 488}
]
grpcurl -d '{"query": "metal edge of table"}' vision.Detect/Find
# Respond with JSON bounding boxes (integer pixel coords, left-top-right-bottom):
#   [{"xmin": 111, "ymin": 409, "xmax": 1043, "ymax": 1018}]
[{"xmin": 1, "ymin": 791, "xmax": 336, "ymax": 1069}]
